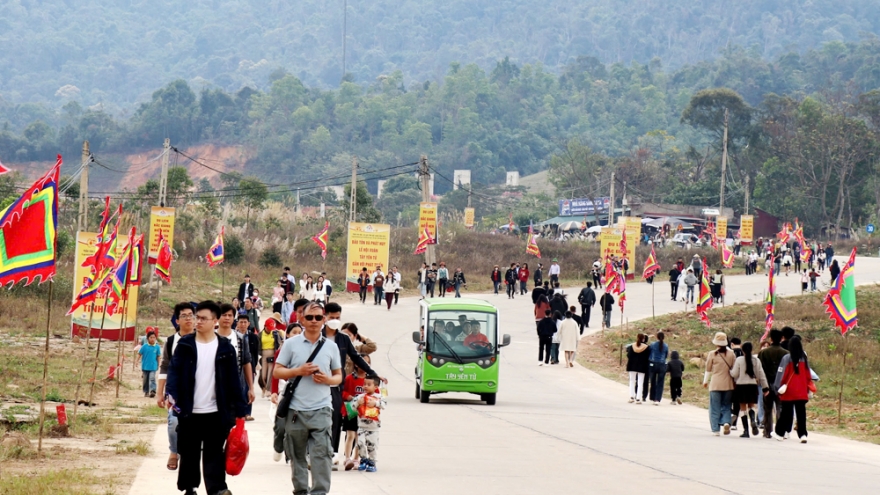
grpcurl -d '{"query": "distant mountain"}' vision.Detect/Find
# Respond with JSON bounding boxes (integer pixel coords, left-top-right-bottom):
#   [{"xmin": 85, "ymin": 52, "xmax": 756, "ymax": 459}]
[{"xmin": 0, "ymin": 0, "xmax": 877, "ymax": 110}]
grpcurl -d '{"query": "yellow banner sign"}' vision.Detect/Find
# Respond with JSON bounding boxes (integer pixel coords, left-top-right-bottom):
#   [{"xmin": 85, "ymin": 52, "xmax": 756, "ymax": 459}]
[
  {"xmin": 148, "ymin": 206, "xmax": 176, "ymax": 263},
  {"xmin": 716, "ymin": 217, "xmax": 728, "ymax": 241},
  {"xmin": 616, "ymin": 216, "xmax": 641, "ymax": 275},
  {"xmin": 419, "ymin": 202, "xmax": 438, "ymax": 242},
  {"xmin": 599, "ymin": 227, "xmax": 623, "ymax": 260},
  {"xmin": 740, "ymin": 215, "xmax": 754, "ymax": 244},
  {"xmin": 345, "ymin": 223, "xmax": 391, "ymax": 291},
  {"xmin": 464, "ymin": 207, "xmax": 475, "ymax": 228},
  {"xmin": 70, "ymin": 232, "xmax": 139, "ymax": 341}
]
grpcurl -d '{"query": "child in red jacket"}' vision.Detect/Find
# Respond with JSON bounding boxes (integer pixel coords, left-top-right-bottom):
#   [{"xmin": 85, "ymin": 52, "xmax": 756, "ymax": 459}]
[{"xmin": 341, "ymin": 355, "xmax": 369, "ymax": 471}]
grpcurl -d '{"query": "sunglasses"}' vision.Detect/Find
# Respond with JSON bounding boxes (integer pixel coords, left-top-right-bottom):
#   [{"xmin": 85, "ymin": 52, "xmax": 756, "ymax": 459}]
[{"xmin": 303, "ymin": 314, "xmax": 325, "ymax": 321}]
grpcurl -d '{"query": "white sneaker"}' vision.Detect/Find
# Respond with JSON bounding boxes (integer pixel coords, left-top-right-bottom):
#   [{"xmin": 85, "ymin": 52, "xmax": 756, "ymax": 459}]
[
  {"xmin": 713, "ymin": 431, "xmax": 720, "ymax": 436},
  {"xmin": 800, "ymin": 437, "xmax": 808, "ymax": 444},
  {"xmin": 628, "ymin": 398, "xmax": 634, "ymax": 403},
  {"xmin": 653, "ymin": 401, "xmax": 660, "ymax": 406},
  {"xmin": 273, "ymin": 451, "xmax": 282, "ymax": 462},
  {"xmin": 635, "ymin": 400, "xmax": 642, "ymax": 404},
  {"xmin": 784, "ymin": 432, "xmax": 790, "ymax": 440},
  {"xmin": 539, "ymin": 362, "xmax": 544, "ymax": 366}
]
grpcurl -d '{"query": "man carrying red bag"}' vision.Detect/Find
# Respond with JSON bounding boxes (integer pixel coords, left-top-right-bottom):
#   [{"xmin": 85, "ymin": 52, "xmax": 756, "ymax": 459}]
[{"xmin": 167, "ymin": 301, "xmax": 247, "ymax": 495}]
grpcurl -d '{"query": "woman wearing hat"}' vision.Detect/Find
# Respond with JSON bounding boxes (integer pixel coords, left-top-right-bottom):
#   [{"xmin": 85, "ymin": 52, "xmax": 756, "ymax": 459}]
[{"xmin": 703, "ymin": 332, "xmax": 736, "ymax": 435}]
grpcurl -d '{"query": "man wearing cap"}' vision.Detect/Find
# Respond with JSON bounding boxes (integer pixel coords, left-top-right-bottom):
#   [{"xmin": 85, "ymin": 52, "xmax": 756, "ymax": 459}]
[
  {"xmin": 237, "ymin": 274, "xmax": 254, "ymax": 304},
  {"xmin": 549, "ymin": 259, "xmax": 560, "ymax": 285},
  {"xmin": 323, "ymin": 302, "xmax": 385, "ymax": 471},
  {"xmin": 217, "ymin": 303, "xmax": 256, "ymax": 421}
]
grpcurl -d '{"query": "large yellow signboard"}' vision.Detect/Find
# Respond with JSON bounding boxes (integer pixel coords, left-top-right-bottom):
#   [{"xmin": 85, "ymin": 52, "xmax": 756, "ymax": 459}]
[
  {"xmin": 740, "ymin": 215, "xmax": 754, "ymax": 245},
  {"xmin": 419, "ymin": 202, "xmax": 438, "ymax": 242},
  {"xmin": 70, "ymin": 232, "xmax": 139, "ymax": 341},
  {"xmin": 464, "ymin": 207, "xmax": 475, "ymax": 229},
  {"xmin": 147, "ymin": 206, "xmax": 175, "ymax": 263},
  {"xmin": 345, "ymin": 222, "xmax": 391, "ymax": 291},
  {"xmin": 716, "ymin": 217, "xmax": 728, "ymax": 241}
]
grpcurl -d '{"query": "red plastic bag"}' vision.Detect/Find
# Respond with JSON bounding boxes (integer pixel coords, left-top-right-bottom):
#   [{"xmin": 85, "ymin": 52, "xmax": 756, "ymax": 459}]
[{"xmin": 225, "ymin": 418, "xmax": 249, "ymax": 476}]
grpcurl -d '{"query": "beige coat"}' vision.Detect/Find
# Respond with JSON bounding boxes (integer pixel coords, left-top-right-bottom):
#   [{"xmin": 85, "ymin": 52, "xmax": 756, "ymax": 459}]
[
  {"xmin": 558, "ymin": 318, "xmax": 579, "ymax": 352},
  {"xmin": 704, "ymin": 349, "xmax": 735, "ymax": 391},
  {"xmin": 730, "ymin": 355, "xmax": 769, "ymax": 389}
]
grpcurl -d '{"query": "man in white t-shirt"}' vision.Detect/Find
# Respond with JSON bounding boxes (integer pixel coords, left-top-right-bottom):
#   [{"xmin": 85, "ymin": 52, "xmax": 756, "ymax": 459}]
[
  {"xmin": 549, "ymin": 259, "xmax": 561, "ymax": 285},
  {"xmin": 167, "ymin": 301, "xmax": 246, "ymax": 495}
]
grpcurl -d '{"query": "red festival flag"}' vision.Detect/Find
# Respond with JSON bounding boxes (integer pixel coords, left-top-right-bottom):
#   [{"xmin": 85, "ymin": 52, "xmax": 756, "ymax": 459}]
[
  {"xmin": 721, "ymin": 243, "xmax": 735, "ymax": 268},
  {"xmin": 697, "ymin": 258, "xmax": 713, "ymax": 327},
  {"xmin": 642, "ymin": 246, "xmax": 661, "ymax": 279},
  {"xmin": 0, "ymin": 157, "xmax": 60, "ymax": 287},
  {"xmin": 414, "ymin": 226, "xmax": 434, "ymax": 255},
  {"xmin": 155, "ymin": 230, "xmax": 173, "ymax": 283},
  {"xmin": 762, "ymin": 266, "xmax": 776, "ymax": 340},
  {"xmin": 206, "ymin": 226, "xmax": 225, "ymax": 267},
  {"xmin": 526, "ymin": 222, "xmax": 542, "ymax": 258},
  {"xmin": 311, "ymin": 221, "xmax": 330, "ymax": 260},
  {"xmin": 0, "ymin": 158, "xmax": 9, "ymax": 175},
  {"xmin": 823, "ymin": 247, "xmax": 858, "ymax": 335}
]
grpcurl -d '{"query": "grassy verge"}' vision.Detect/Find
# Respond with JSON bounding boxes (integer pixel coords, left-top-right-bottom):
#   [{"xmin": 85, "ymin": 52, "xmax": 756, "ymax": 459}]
[
  {"xmin": 578, "ymin": 284, "xmax": 880, "ymax": 443},
  {"xmin": 0, "ymin": 468, "xmax": 114, "ymax": 495}
]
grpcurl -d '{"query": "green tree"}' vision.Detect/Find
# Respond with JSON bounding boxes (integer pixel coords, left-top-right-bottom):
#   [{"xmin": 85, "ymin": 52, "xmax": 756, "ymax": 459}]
[
  {"xmin": 342, "ymin": 182, "xmax": 381, "ymax": 223},
  {"xmin": 236, "ymin": 177, "xmax": 269, "ymax": 230}
]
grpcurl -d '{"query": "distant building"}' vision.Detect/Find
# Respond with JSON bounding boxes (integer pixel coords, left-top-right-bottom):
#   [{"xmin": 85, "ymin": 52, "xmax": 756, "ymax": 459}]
[
  {"xmin": 453, "ymin": 170, "xmax": 471, "ymax": 190},
  {"xmin": 505, "ymin": 171, "xmax": 519, "ymax": 186}
]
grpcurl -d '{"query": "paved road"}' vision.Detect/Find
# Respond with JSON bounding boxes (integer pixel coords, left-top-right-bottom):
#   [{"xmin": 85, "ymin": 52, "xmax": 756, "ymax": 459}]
[{"xmin": 130, "ymin": 256, "xmax": 880, "ymax": 495}]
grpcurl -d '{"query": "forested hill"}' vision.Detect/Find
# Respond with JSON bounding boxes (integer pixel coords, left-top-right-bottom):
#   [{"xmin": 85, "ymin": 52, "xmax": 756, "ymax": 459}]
[{"xmin": 1, "ymin": 0, "xmax": 878, "ymax": 109}]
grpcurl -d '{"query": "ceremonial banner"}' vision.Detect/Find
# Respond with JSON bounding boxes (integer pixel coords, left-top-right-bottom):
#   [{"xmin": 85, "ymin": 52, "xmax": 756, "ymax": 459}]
[
  {"xmin": 697, "ymin": 259, "xmax": 713, "ymax": 328},
  {"xmin": 642, "ymin": 246, "xmax": 661, "ymax": 279},
  {"xmin": 740, "ymin": 215, "xmax": 753, "ymax": 245},
  {"xmin": 312, "ymin": 221, "xmax": 330, "ymax": 260},
  {"xmin": 716, "ymin": 217, "xmax": 728, "ymax": 241},
  {"xmin": 463, "ymin": 207, "xmax": 475, "ymax": 229},
  {"xmin": 419, "ymin": 202, "xmax": 438, "ymax": 244},
  {"xmin": 824, "ymin": 247, "xmax": 858, "ymax": 335},
  {"xmin": 147, "ymin": 206, "xmax": 175, "ymax": 264},
  {"xmin": 71, "ymin": 232, "xmax": 139, "ymax": 341},
  {"xmin": 345, "ymin": 223, "xmax": 390, "ymax": 291},
  {"xmin": 526, "ymin": 222, "xmax": 541, "ymax": 258},
  {"xmin": 616, "ymin": 216, "xmax": 640, "ymax": 279}
]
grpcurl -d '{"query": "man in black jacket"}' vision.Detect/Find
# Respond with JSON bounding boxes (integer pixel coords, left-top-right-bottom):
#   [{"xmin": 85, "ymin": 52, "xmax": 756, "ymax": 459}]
[
  {"xmin": 504, "ymin": 263, "xmax": 517, "ymax": 299},
  {"xmin": 167, "ymin": 300, "xmax": 246, "ymax": 495},
  {"xmin": 536, "ymin": 310, "xmax": 556, "ymax": 365},
  {"xmin": 323, "ymin": 302, "xmax": 386, "ymax": 470},
  {"xmin": 599, "ymin": 292, "xmax": 615, "ymax": 328},
  {"xmin": 577, "ymin": 282, "xmax": 596, "ymax": 331},
  {"xmin": 237, "ymin": 274, "xmax": 254, "ymax": 303},
  {"xmin": 759, "ymin": 329, "xmax": 789, "ymax": 438},
  {"xmin": 530, "ymin": 283, "xmax": 545, "ymax": 305}
]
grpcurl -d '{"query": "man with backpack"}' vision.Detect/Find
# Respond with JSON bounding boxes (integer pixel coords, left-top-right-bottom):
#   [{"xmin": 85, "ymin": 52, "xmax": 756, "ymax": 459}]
[
  {"xmin": 156, "ymin": 302, "xmax": 196, "ymax": 472},
  {"xmin": 577, "ymin": 282, "xmax": 596, "ymax": 331}
]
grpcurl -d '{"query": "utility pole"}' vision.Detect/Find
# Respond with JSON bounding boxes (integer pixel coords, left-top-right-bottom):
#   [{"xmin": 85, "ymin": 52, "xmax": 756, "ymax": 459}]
[
  {"xmin": 467, "ymin": 182, "xmax": 472, "ymax": 208},
  {"xmin": 744, "ymin": 174, "xmax": 750, "ymax": 215},
  {"xmin": 720, "ymin": 108, "xmax": 729, "ymax": 214},
  {"xmin": 158, "ymin": 138, "xmax": 170, "ymax": 207},
  {"xmin": 296, "ymin": 188, "xmax": 301, "ymax": 217},
  {"xmin": 349, "ymin": 156, "xmax": 358, "ymax": 222},
  {"xmin": 341, "ymin": 0, "xmax": 347, "ymax": 82},
  {"xmin": 608, "ymin": 171, "xmax": 615, "ymax": 227},
  {"xmin": 420, "ymin": 155, "xmax": 436, "ymax": 265},
  {"xmin": 77, "ymin": 140, "xmax": 90, "ymax": 232}
]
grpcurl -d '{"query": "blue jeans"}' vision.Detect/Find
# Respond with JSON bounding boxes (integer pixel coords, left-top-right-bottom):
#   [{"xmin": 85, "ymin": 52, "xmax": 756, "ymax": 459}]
[
  {"xmin": 493, "ymin": 281, "xmax": 501, "ymax": 294},
  {"xmin": 142, "ymin": 370, "xmax": 156, "ymax": 394},
  {"xmin": 550, "ymin": 343, "xmax": 560, "ymax": 364},
  {"xmin": 167, "ymin": 409, "xmax": 179, "ymax": 454},
  {"xmin": 603, "ymin": 309, "xmax": 612, "ymax": 328},
  {"xmin": 454, "ymin": 282, "xmax": 461, "ymax": 297},
  {"xmin": 648, "ymin": 362, "xmax": 667, "ymax": 402},
  {"xmin": 774, "ymin": 262, "xmax": 780, "ymax": 275},
  {"xmin": 709, "ymin": 390, "xmax": 733, "ymax": 432},
  {"xmin": 685, "ymin": 286, "xmax": 694, "ymax": 303}
]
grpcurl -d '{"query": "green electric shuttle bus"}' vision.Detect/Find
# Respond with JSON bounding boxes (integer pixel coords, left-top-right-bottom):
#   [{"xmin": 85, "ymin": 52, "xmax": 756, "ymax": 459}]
[{"xmin": 412, "ymin": 298, "xmax": 511, "ymax": 405}]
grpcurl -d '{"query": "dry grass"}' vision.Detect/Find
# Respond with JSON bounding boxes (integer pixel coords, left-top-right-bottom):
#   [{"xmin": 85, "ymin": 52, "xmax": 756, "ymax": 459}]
[
  {"xmin": 0, "ymin": 468, "xmax": 112, "ymax": 495},
  {"xmin": 579, "ymin": 284, "xmax": 880, "ymax": 443}
]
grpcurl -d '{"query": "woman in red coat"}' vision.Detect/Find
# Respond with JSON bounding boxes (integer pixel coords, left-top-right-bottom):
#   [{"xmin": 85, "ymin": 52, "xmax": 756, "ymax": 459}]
[
  {"xmin": 519, "ymin": 263, "xmax": 530, "ymax": 296},
  {"xmin": 773, "ymin": 336, "xmax": 815, "ymax": 443}
]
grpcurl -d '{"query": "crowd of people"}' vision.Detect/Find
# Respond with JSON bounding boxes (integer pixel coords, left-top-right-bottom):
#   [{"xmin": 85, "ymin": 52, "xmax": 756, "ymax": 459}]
[
  {"xmin": 624, "ymin": 326, "xmax": 816, "ymax": 441},
  {"xmin": 153, "ymin": 276, "xmax": 390, "ymax": 495}
]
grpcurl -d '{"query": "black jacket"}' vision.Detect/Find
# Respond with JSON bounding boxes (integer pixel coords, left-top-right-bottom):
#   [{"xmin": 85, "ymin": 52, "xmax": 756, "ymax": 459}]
[
  {"xmin": 550, "ymin": 294, "xmax": 568, "ymax": 315},
  {"xmin": 577, "ymin": 287, "xmax": 596, "ymax": 306},
  {"xmin": 625, "ymin": 344, "xmax": 650, "ymax": 373},
  {"xmin": 536, "ymin": 317, "xmax": 556, "ymax": 338},
  {"xmin": 237, "ymin": 282, "xmax": 254, "ymax": 303},
  {"xmin": 531, "ymin": 287, "xmax": 545, "ymax": 304},
  {"xmin": 599, "ymin": 293, "xmax": 615, "ymax": 311},
  {"xmin": 533, "ymin": 267, "xmax": 543, "ymax": 285},
  {"xmin": 504, "ymin": 268, "xmax": 517, "ymax": 284},
  {"xmin": 323, "ymin": 329, "xmax": 376, "ymax": 381},
  {"xmin": 166, "ymin": 334, "xmax": 246, "ymax": 429}
]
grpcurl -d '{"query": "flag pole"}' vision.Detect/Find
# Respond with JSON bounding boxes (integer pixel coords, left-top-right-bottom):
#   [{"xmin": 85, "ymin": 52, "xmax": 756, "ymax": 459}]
[
  {"xmin": 37, "ymin": 281, "xmax": 54, "ymax": 455},
  {"xmin": 837, "ymin": 333, "xmax": 848, "ymax": 425},
  {"xmin": 651, "ymin": 279, "xmax": 655, "ymax": 319},
  {"xmin": 72, "ymin": 304, "xmax": 96, "ymax": 427},
  {"xmin": 115, "ymin": 274, "xmax": 132, "ymax": 398},
  {"xmin": 88, "ymin": 301, "xmax": 111, "ymax": 407}
]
